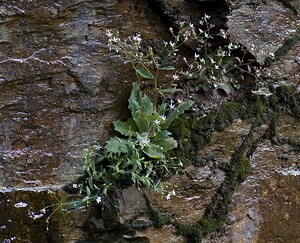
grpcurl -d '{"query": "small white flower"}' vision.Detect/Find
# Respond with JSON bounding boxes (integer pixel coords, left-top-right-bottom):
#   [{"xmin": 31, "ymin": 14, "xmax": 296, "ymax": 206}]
[
  {"xmin": 96, "ymin": 196, "xmax": 102, "ymax": 204},
  {"xmin": 169, "ymin": 27, "xmax": 173, "ymax": 33},
  {"xmin": 169, "ymin": 41, "xmax": 175, "ymax": 48},
  {"xmin": 179, "ymin": 160, "xmax": 183, "ymax": 166},
  {"xmin": 172, "ymin": 74, "xmax": 179, "ymax": 80},
  {"xmin": 219, "ymin": 29, "xmax": 227, "ymax": 39},
  {"xmin": 215, "ymin": 65, "xmax": 219, "ymax": 69},
  {"xmin": 160, "ymin": 115, "xmax": 166, "ymax": 121},
  {"xmin": 204, "ymin": 14, "xmax": 210, "ymax": 20},
  {"xmin": 194, "ymin": 53, "xmax": 199, "ymax": 59},
  {"xmin": 106, "ymin": 29, "xmax": 113, "ymax": 37},
  {"xmin": 172, "ymin": 189, "xmax": 176, "ymax": 196},
  {"xmin": 132, "ymin": 34, "xmax": 142, "ymax": 43},
  {"xmin": 177, "ymin": 98, "xmax": 182, "ymax": 104},
  {"xmin": 40, "ymin": 208, "xmax": 46, "ymax": 214},
  {"xmin": 169, "ymin": 103, "xmax": 175, "ymax": 109},
  {"xmin": 199, "ymin": 58, "xmax": 205, "ymax": 63},
  {"xmin": 112, "ymin": 36, "xmax": 119, "ymax": 42},
  {"xmin": 154, "ymin": 119, "xmax": 160, "ymax": 125},
  {"xmin": 166, "ymin": 193, "xmax": 171, "ymax": 201},
  {"xmin": 189, "ymin": 23, "xmax": 194, "ymax": 28},
  {"xmin": 208, "ymin": 56, "xmax": 215, "ymax": 64},
  {"xmin": 72, "ymin": 183, "xmax": 78, "ymax": 189}
]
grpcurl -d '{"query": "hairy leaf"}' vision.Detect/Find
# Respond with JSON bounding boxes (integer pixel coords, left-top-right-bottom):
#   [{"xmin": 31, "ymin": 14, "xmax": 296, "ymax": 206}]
[
  {"xmin": 143, "ymin": 145, "xmax": 165, "ymax": 159},
  {"xmin": 133, "ymin": 67, "xmax": 154, "ymax": 79},
  {"xmin": 105, "ymin": 137, "xmax": 128, "ymax": 154},
  {"xmin": 158, "ymin": 66, "xmax": 175, "ymax": 71},
  {"xmin": 153, "ymin": 137, "xmax": 178, "ymax": 151},
  {"xmin": 113, "ymin": 120, "xmax": 132, "ymax": 136}
]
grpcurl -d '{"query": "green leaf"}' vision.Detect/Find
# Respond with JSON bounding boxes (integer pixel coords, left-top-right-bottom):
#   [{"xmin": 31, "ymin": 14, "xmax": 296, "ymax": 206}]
[
  {"xmin": 153, "ymin": 137, "xmax": 178, "ymax": 151},
  {"xmin": 153, "ymin": 130, "xmax": 171, "ymax": 140},
  {"xmin": 105, "ymin": 137, "xmax": 128, "ymax": 154},
  {"xmin": 128, "ymin": 83, "xmax": 156, "ymax": 132},
  {"xmin": 162, "ymin": 100, "xmax": 194, "ymax": 129},
  {"xmin": 113, "ymin": 120, "xmax": 132, "ymax": 136},
  {"xmin": 157, "ymin": 103, "xmax": 167, "ymax": 116},
  {"xmin": 65, "ymin": 200, "xmax": 85, "ymax": 210},
  {"xmin": 133, "ymin": 67, "xmax": 154, "ymax": 79},
  {"xmin": 158, "ymin": 66, "xmax": 175, "ymax": 71},
  {"xmin": 137, "ymin": 132, "xmax": 150, "ymax": 148},
  {"xmin": 143, "ymin": 145, "xmax": 165, "ymax": 159},
  {"xmin": 158, "ymin": 88, "xmax": 182, "ymax": 96}
]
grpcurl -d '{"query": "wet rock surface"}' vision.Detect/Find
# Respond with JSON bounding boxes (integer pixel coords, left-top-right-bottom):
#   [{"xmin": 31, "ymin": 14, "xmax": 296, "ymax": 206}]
[
  {"xmin": 228, "ymin": 0, "xmax": 299, "ymax": 65},
  {"xmin": 0, "ymin": 0, "xmax": 300, "ymax": 242},
  {"xmin": 203, "ymin": 115, "xmax": 300, "ymax": 243}
]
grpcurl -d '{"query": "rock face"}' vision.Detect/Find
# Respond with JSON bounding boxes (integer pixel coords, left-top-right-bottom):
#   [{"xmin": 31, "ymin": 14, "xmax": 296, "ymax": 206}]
[
  {"xmin": 0, "ymin": 0, "xmax": 299, "ymax": 242},
  {"xmin": 0, "ymin": 0, "xmax": 163, "ymax": 189}
]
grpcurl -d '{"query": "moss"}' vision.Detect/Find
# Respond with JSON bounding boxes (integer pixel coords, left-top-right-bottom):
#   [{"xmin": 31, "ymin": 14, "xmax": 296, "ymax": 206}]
[
  {"xmin": 144, "ymin": 193, "xmax": 171, "ymax": 227},
  {"xmin": 237, "ymin": 155, "xmax": 251, "ymax": 182},
  {"xmin": 275, "ymin": 85, "xmax": 295, "ymax": 104},
  {"xmin": 252, "ymin": 98, "xmax": 265, "ymax": 116},
  {"xmin": 169, "ymin": 85, "xmax": 300, "ymax": 241},
  {"xmin": 215, "ymin": 102, "xmax": 242, "ymax": 130},
  {"xmin": 268, "ymin": 94, "xmax": 279, "ymax": 109}
]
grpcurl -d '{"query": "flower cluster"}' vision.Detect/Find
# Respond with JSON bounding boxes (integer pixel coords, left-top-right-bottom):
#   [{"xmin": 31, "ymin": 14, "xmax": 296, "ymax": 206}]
[{"xmin": 106, "ymin": 14, "xmax": 257, "ymax": 92}]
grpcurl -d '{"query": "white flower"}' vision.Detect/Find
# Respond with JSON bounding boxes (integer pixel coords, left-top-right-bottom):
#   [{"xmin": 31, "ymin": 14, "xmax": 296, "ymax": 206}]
[
  {"xmin": 112, "ymin": 36, "xmax": 119, "ymax": 42},
  {"xmin": 169, "ymin": 103, "xmax": 175, "ymax": 109},
  {"xmin": 132, "ymin": 34, "xmax": 142, "ymax": 43},
  {"xmin": 40, "ymin": 208, "xmax": 46, "ymax": 214},
  {"xmin": 169, "ymin": 41, "xmax": 175, "ymax": 48},
  {"xmin": 204, "ymin": 14, "xmax": 210, "ymax": 20},
  {"xmin": 219, "ymin": 29, "xmax": 227, "ymax": 39},
  {"xmin": 154, "ymin": 119, "xmax": 160, "ymax": 125},
  {"xmin": 72, "ymin": 183, "xmax": 78, "ymax": 189},
  {"xmin": 199, "ymin": 58, "xmax": 205, "ymax": 63},
  {"xmin": 168, "ymin": 99, "xmax": 175, "ymax": 109},
  {"xmin": 172, "ymin": 74, "xmax": 179, "ymax": 80},
  {"xmin": 166, "ymin": 193, "xmax": 171, "ymax": 200},
  {"xmin": 160, "ymin": 115, "xmax": 166, "ymax": 121},
  {"xmin": 189, "ymin": 23, "xmax": 194, "ymax": 28},
  {"xmin": 169, "ymin": 27, "xmax": 173, "ymax": 33},
  {"xmin": 106, "ymin": 29, "xmax": 113, "ymax": 37},
  {"xmin": 208, "ymin": 56, "xmax": 215, "ymax": 64},
  {"xmin": 96, "ymin": 196, "xmax": 102, "ymax": 204},
  {"xmin": 215, "ymin": 65, "xmax": 219, "ymax": 69},
  {"xmin": 194, "ymin": 53, "xmax": 199, "ymax": 59},
  {"xmin": 172, "ymin": 189, "xmax": 176, "ymax": 196}
]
